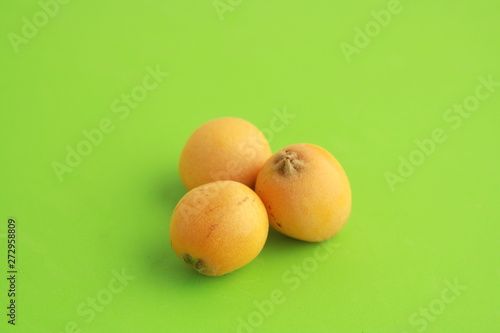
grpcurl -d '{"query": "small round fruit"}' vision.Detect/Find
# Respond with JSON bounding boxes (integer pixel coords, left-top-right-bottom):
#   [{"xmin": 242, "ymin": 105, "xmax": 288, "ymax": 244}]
[
  {"xmin": 179, "ymin": 117, "xmax": 272, "ymax": 190},
  {"xmin": 255, "ymin": 143, "xmax": 351, "ymax": 242},
  {"xmin": 170, "ymin": 180, "xmax": 269, "ymax": 276}
]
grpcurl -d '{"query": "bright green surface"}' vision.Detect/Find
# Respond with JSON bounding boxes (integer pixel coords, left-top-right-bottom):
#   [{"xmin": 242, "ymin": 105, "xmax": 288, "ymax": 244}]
[{"xmin": 1, "ymin": 1, "xmax": 499, "ymax": 332}]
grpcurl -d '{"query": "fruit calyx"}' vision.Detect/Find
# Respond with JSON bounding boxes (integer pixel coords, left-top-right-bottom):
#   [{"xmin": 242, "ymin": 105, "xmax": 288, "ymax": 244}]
[
  {"xmin": 273, "ymin": 149, "xmax": 305, "ymax": 177},
  {"xmin": 182, "ymin": 253, "xmax": 208, "ymax": 273}
]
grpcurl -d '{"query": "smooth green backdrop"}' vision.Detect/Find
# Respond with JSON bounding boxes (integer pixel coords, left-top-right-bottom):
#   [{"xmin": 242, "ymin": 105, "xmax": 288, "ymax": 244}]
[{"xmin": 1, "ymin": 1, "xmax": 499, "ymax": 332}]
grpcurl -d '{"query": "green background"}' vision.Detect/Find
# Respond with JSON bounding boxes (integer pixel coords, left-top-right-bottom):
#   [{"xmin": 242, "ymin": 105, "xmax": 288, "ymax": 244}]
[{"xmin": 1, "ymin": 1, "xmax": 499, "ymax": 332}]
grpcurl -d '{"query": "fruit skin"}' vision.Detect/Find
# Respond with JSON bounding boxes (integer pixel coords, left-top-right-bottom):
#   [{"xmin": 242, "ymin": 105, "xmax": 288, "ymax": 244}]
[
  {"xmin": 179, "ymin": 117, "xmax": 272, "ymax": 190},
  {"xmin": 255, "ymin": 143, "xmax": 352, "ymax": 242},
  {"xmin": 170, "ymin": 180, "xmax": 269, "ymax": 276}
]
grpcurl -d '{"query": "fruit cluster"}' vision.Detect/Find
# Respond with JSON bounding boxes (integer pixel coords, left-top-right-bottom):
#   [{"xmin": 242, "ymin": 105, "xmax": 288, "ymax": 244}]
[{"xmin": 169, "ymin": 118, "xmax": 351, "ymax": 276}]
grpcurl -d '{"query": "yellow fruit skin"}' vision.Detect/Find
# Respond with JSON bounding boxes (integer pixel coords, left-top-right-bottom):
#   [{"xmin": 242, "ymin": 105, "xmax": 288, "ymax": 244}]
[
  {"xmin": 179, "ymin": 118, "xmax": 272, "ymax": 190},
  {"xmin": 255, "ymin": 143, "xmax": 352, "ymax": 242},
  {"xmin": 170, "ymin": 181, "xmax": 269, "ymax": 276}
]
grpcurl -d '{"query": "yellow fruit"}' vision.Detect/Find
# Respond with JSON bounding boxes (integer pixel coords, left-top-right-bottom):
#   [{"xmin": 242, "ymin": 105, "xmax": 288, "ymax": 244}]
[
  {"xmin": 255, "ymin": 143, "xmax": 351, "ymax": 242},
  {"xmin": 170, "ymin": 180, "xmax": 269, "ymax": 276},
  {"xmin": 179, "ymin": 117, "xmax": 272, "ymax": 190}
]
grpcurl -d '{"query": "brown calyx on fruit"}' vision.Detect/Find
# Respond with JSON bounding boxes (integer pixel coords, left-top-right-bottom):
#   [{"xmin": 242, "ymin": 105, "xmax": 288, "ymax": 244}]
[{"xmin": 272, "ymin": 149, "xmax": 305, "ymax": 177}]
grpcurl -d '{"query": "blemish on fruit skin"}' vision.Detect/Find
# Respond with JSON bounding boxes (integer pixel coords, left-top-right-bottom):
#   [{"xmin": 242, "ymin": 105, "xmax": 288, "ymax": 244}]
[
  {"xmin": 267, "ymin": 205, "xmax": 276, "ymax": 220},
  {"xmin": 207, "ymin": 224, "xmax": 218, "ymax": 238},
  {"xmin": 238, "ymin": 196, "xmax": 250, "ymax": 205},
  {"xmin": 277, "ymin": 222, "xmax": 282, "ymax": 228}
]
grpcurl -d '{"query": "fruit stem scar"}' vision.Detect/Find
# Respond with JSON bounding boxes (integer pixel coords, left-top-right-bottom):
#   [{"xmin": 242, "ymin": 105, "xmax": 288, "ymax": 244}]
[
  {"xmin": 182, "ymin": 253, "xmax": 208, "ymax": 272},
  {"xmin": 273, "ymin": 150, "xmax": 305, "ymax": 177}
]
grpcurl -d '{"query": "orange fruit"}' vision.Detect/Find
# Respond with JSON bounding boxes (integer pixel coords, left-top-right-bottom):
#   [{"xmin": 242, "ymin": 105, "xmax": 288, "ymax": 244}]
[
  {"xmin": 170, "ymin": 180, "xmax": 269, "ymax": 276},
  {"xmin": 179, "ymin": 118, "xmax": 272, "ymax": 190},
  {"xmin": 255, "ymin": 143, "xmax": 351, "ymax": 242}
]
